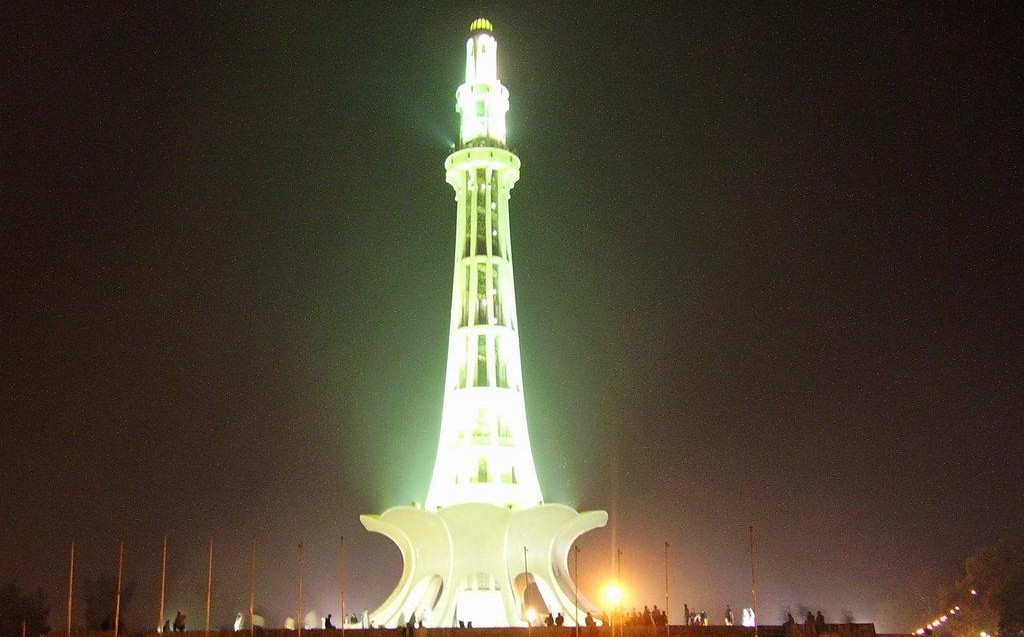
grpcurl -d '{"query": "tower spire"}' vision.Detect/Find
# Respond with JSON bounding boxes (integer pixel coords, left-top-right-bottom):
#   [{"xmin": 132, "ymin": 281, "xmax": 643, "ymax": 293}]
[
  {"xmin": 425, "ymin": 19, "xmax": 541, "ymax": 510},
  {"xmin": 457, "ymin": 18, "xmax": 509, "ymax": 148}
]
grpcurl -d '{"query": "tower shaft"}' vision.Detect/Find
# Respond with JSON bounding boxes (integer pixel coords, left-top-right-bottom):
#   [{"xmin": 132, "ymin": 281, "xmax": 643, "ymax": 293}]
[{"xmin": 425, "ymin": 20, "xmax": 542, "ymax": 510}]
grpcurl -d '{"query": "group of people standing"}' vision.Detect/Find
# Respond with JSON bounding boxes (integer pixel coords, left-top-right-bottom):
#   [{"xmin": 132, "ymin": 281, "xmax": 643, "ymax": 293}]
[
  {"xmin": 159, "ymin": 612, "xmax": 187, "ymax": 633},
  {"xmin": 682, "ymin": 604, "xmax": 713, "ymax": 626},
  {"xmin": 618, "ymin": 605, "xmax": 669, "ymax": 627},
  {"xmin": 783, "ymin": 610, "xmax": 829, "ymax": 634}
]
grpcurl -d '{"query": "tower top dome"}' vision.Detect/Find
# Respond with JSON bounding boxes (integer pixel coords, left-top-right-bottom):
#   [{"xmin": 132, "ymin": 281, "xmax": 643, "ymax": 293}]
[{"xmin": 469, "ymin": 17, "xmax": 493, "ymax": 33}]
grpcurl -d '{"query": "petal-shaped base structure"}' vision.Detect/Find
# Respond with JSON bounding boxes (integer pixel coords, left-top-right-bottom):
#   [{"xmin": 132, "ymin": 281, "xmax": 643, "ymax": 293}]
[{"xmin": 360, "ymin": 503, "xmax": 607, "ymax": 628}]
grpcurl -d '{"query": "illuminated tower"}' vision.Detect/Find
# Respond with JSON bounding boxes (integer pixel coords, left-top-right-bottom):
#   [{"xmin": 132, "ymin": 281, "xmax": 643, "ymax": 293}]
[
  {"xmin": 361, "ymin": 19, "xmax": 606, "ymax": 628},
  {"xmin": 425, "ymin": 17, "xmax": 542, "ymax": 510}
]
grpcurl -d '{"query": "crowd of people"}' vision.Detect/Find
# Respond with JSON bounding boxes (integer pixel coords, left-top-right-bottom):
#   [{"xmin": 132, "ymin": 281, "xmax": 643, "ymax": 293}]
[
  {"xmin": 679, "ymin": 604, "xmax": 740, "ymax": 627},
  {"xmin": 155, "ymin": 604, "xmax": 833, "ymax": 632},
  {"xmin": 618, "ymin": 605, "xmax": 670, "ymax": 627}
]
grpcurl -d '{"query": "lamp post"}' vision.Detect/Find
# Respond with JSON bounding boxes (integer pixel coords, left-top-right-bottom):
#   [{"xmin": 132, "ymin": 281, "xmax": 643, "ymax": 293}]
[
  {"xmin": 604, "ymin": 583, "xmax": 623, "ymax": 637},
  {"xmin": 616, "ymin": 549, "xmax": 623, "ymax": 637}
]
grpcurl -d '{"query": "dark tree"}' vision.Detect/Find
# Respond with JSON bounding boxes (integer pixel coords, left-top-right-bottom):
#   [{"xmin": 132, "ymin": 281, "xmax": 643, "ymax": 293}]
[
  {"xmin": 932, "ymin": 536, "xmax": 1024, "ymax": 637},
  {"xmin": 996, "ymin": 573, "xmax": 1024, "ymax": 637},
  {"xmin": 0, "ymin": 582, "xmax": 50, "ymax": 637}
]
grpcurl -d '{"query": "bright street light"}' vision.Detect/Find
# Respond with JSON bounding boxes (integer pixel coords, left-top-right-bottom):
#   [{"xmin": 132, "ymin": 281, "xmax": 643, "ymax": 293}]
[{"xmin": 604, "ymin": 583, "xmax": 623, "ymax": 606}]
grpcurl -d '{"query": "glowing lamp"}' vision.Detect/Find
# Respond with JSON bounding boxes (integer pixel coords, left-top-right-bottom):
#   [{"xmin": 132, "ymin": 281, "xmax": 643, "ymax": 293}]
[{"xmin": 604, "ymin": 583, "xmax": 624, "ymax": 606}]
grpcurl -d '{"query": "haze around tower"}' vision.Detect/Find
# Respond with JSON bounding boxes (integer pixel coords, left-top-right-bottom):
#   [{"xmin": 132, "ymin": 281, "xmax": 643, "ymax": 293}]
[{"xmin": 2, "ymin": 4, "xmax": 1020, "ymax": 635}]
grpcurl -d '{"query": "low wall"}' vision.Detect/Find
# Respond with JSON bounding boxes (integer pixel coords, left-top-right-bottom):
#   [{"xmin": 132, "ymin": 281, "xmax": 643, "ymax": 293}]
[{"xmin": 56, "ymin": 623, "xmax": 888, "ymax": 637}]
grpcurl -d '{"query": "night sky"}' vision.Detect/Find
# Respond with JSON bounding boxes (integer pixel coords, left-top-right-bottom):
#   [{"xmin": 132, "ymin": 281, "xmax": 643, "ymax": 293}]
[{"xmin": 4, "ymin": 3, "xmax": 1022, "ymax": 634}]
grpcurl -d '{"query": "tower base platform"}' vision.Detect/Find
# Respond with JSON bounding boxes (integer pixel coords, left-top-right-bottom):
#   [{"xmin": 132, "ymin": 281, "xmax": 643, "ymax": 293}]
[{"xmin": 360, "ymin": 503, "xmax": 608, "ymax": 628}]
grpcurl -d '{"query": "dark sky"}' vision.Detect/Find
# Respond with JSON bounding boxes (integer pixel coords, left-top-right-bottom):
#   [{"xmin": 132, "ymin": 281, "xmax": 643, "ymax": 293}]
[{"xmin": 3, "ymin": 2, "xmax": 1022, "ymax": 633}]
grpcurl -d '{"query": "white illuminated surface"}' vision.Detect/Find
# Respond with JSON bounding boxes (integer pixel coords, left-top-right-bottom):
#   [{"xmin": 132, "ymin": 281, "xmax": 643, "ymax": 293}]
[
  {"xmin": 457, "ymin": 19, "xmax": 509, "ymax": 147},
  {"xmin": 742, "ymin": 608, "xmax": 756, "ymax": 627},
  {"xmin": 425, "ymin": 17, "xmax": 540, "ymax": 511},
  {"xmin": 361, "ymin": 18, "xmax": 607, "ymax": 628},
  {"xmin": 362, "ymin": 503, "xmax": 606, "ymax": 628}
]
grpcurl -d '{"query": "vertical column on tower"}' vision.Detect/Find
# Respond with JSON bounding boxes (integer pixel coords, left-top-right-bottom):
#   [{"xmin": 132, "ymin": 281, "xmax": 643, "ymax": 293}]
[{"xmin": 426, "ymin": 147, "xmax": 541, "ymax": 510}]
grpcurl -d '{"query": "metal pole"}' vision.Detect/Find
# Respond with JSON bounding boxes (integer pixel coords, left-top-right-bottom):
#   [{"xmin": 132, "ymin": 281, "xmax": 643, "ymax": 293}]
[
  {"xmin": 574, "ymin": 545, "xmax": 580, "ymax": 637},
  {"xmin": 250, "ymin": 538, "xmax": 256, "ymax": 637},
  {"xmin": 159, "ymin": 535, "xmax": 167, "ymax": 633},
  {"xmin": 114, "ymin": 540, "xmax": 124, "ymax": 637},
  {"xmin": 66, "ymin": 540, "xmax": 75, "ymax": 637},
  {"xmin": 340, "ymin": 537, "xmax": 346, "ymax": 637},
  {"xmin": 297, "ymin": 542, "xmax": 304, "ymax": 637},
  {"xmin": 749, "ymin": 526, "xmax": 759, "ymax": 637},
  {"xmin": 616, "ymin": 549, "xmax": 623, "ymax": 637},
  {"xmin": 523, "ymin": 546, "xmax": 529, "ymax": 621},
  {"xmin": 205, "ymin": 538, "xmax": 213, "ymax": 637},
  {"xmin": 664, "ymin": 540, "xmax": 670, "ymax": 637}
]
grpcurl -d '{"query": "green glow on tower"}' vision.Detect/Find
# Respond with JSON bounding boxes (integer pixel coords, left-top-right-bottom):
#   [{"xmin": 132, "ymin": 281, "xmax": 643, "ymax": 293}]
[
  {"xmin": 424, "ymin": 19, "xmax": 543, "ymax": 510},
  {"xmin": 456, "ymin": 20, "xmax": 510, "ymax": 148},
  {"xmin": 360, "ymin": 21, "xmax": 607, "ymax": 627}
]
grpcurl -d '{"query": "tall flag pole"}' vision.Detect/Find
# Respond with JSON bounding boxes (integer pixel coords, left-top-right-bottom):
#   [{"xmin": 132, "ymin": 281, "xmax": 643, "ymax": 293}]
[
  {"xmin": 159, "ymin": 535, "xmax": 168, "ymax": 632},
  {"xmin": 749, "ymin": 526, "xmax": 759, "ymax": 637},
  {"xmin": 340, "ymin": 537, "xmax": 346, "ymax": 637},
  {"xmin": 205, "ymin": 538, "xmax": 213, "ymax": 636},
  {"xmin": 525, "ymin": 547, "xmax": 533, "ymax": 637},
  {"xmin": 249, "ymin": 538, "xmax": 256, "ymax": 637},
  {"xmin": 664, "ymin": 540, "xmax": 670, "ymax": 637},
  {"xmin": 573, "ymin": 545, "xmax": 580, "ymax": 637},
  {"xmin": 114, "ymin": 540, "xmax": 125, "ymax": 637},
  {"xmin": 296, "ymin": 542, "xmax": 304, "ymax": 637},
  {"xmin": 66, "ymin": 540, "xmax": 75, "ymax": 637},
  {"xmin": 617, "ymin": 549, "xmax": 623, "ymax": 637}
]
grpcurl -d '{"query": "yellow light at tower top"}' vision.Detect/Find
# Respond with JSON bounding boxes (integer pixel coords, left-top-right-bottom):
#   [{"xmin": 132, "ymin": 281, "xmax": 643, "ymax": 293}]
[{"xmin": 470, "ymin": 18, "xmax": 493, "ymax": 32}]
